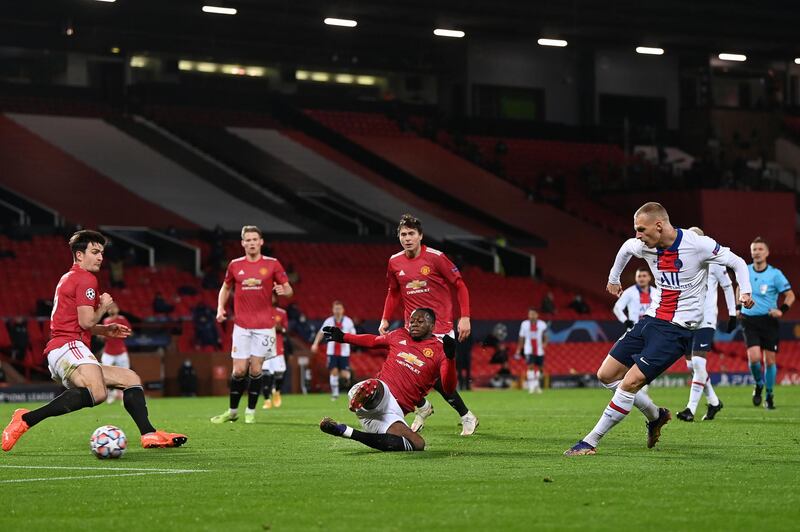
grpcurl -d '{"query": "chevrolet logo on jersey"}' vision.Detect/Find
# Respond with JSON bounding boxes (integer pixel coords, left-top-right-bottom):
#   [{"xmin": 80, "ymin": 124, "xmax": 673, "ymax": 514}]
[
  {"xmin": 242, "ymin": 278, "xmax": 263, "ymax": 288},
  {"xmin": 397, "ymin": 352, "xmax": 425, "ymax": 367},
  {"xmin": 405, "ymin": 279, "xmax": 427, "ymax": 290}
]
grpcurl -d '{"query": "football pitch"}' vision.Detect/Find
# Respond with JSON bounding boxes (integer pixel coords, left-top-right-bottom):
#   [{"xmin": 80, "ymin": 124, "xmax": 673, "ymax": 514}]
[{"xmin": 1, "ymin": 386, "xmax": 798, "ymax": 531}]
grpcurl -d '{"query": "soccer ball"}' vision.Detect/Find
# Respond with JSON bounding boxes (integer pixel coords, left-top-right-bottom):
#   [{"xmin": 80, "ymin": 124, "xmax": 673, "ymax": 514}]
[{"xmin": 90, "ymin": 425, "xmax": 128, "ymax": 459}]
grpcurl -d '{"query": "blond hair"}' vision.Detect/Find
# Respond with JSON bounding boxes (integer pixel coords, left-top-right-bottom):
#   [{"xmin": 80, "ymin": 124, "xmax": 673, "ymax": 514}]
[
  {"xmin": 634, "ymin": 202, "xmax": 670, "ymax": 222},
  {"xmin": 241, "ymin": 225, "xmax": 262, "ymax": 239}
]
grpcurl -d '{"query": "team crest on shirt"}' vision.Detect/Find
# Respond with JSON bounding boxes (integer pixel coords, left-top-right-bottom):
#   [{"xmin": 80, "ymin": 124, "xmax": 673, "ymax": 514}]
[
  {"xmin": 397, "ymin": 352, "xmax": 425, "ymax": 367},
  {"xmin": 422, "ymin": 348, "xmax": 434, "ymax": 358},
  {"xmin": 420, "ymin": 266, "xmax": 431, "ymax": 276},
  {"xmin": 673, "ymin": 259, "xmax": 683, "ymax": 269},
  {"xmin": 85, "ymin": 288, "xmax": 96, "ymax": 300},
  {"xmin": 259, "ymin": 267, "xmax": 269, "ymax": 276}
]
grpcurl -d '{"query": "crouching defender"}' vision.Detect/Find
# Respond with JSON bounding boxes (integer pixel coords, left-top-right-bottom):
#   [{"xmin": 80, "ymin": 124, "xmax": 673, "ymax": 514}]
[
  {"xmin": 2, "ymin": 230, "xmax": 187, "ymax": 452},
  {"xmin": 319, "ymin": 308, "xmax": 456, "ymax": 452}
]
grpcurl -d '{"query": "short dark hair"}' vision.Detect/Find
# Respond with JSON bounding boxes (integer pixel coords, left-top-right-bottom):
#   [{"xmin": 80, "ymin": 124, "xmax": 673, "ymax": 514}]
[
  {"xmin": 412, "ymin": 307, "xmax": 436, "ymax": 323},
  {"xmin": 397, "ymin": 213, "xmax": 423, "ymax": 235},
  {"xmin": 636, "ymin": 267, "xmax": 651, "ymax": 276},
  {"xmin": 69, "ymin": 230, "xmax": 106, "ymax": 259},
  {"xmin": 528, "ymin": 306, "xmax": 538, "ymax": 312},
  {"xmin": 751, "ymin": 236, "xmax": 769, "ymax": 248},
  {"xmin": 332, "ymin": 300, "xmax": 344, "ymax": 308},
  {"xmin": 241, "ymin": 225, "xmax": 262, "ymax": 239}
]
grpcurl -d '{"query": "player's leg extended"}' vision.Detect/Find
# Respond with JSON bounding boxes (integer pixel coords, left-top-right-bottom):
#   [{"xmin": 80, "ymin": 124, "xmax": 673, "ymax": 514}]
[
  {"xmin": 103, "ymin": 366, "xmax": 188, "ymax": 448},
  {"xmin": 245, "ymin": 356, "xmax": 265, "ymax": 423},
  {"xmin": 532, "ymin": 356, "xmax": 544, "ymax": 393},
  {"xmin": 433, "ymin": 380, "xmax": 479, "ymax": 436},
  {"xmin": 764, "ymin": 350, "xmax": 777, "ymax": 409},
  {"xmin": 211, "ymin": 358, "xmax": 249, "ymax": 423},
  {"xmin": 747, "ymin": 346, "xmax": 765, "ymax": 406},
  {"xmin": 3, "ymin": 364, "xmax": 102, "ymax": 452}
]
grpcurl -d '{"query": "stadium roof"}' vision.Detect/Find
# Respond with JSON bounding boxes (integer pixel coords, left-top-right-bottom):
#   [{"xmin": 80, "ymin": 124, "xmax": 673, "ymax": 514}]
[{"xmin": 2, "ymin": 1, "xmax": 799, "ymax": 70}]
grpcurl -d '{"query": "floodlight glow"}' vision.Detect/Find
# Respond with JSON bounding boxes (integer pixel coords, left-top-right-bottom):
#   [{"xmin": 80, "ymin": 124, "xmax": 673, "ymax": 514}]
[
  {"xmin": 94, "ymin": 0, "xmax": 117, "ymax": 3},
  {"xmin": 310, "ymin": 72, "xmax": 330, "ymax": 82},
  {"xmin": 197, "ymin": 62, "xmax": 217, "ymax": 73},
  {"xmin": 538, "ymin": 38, "xmax": 567, "ymax": 47},
  {"xmin": 356, "ymin": 76, "xmax": 376, "ymax": 85},
  {"xmin": 202, "ymin": 6, "xmax": 237, "ymax": 15},
  {"xmin": 335, "ymin": 74, "xmax": 355, "ymax": 84},
  {"xmin": 324, "ymin": 18, "xmax": 357, "ymax": 27},
  {"xmin": 718, "ymin": 53, "xmax": 746, "ymax": 62},
  {"xmin": 636, "ymin": 46, "xmax": 664, "ymax": 55},
  {"xmin": 795, "ymin": 58, "xmax": 800, "ymax": 65},
  {"xmin": 434, "ymin": 29, "xmax": 465, "ymax": 38}
]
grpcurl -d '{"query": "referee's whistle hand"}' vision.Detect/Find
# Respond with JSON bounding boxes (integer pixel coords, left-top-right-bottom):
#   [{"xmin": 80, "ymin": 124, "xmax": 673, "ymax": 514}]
[{"xmin": 740, "ymin": 294, "xmax": 755, "ymax": 309}]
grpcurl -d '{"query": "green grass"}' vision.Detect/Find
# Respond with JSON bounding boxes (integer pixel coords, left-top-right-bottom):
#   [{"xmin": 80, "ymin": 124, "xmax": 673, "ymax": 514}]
[{"xmin": 1, "ymin": 386, "xmax": 799, "ymax": 531}]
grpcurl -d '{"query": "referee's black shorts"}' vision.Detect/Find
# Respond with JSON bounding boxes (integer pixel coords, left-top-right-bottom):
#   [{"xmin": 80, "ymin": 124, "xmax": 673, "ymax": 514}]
[{"xmin": 741, "ymin": 314, "xmax": 780, "ymax": 352}]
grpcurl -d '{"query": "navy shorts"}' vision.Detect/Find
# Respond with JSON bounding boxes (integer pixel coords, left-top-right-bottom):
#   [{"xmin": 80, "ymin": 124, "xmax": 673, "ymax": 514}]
[
  {"xmin": 609, "ymin": 316, "xmax": 693, "ymax": 383},
  {"xmin": 328, "ymin": 355, "xmax": 350, "ymax": 371},
  {"xmin": 526, "ymin": 354, "xmax": 545, "ymax": 367},
  {"xmin": 691, "ymin": 327, "xmax": 715, "ymax": 355}
]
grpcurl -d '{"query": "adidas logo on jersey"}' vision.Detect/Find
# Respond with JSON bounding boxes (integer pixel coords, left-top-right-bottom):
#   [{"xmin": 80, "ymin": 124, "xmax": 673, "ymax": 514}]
[
  {"xmin": 238, "ymin": 270, "xmax": 245, "ymax": 275},
  {"xmin": 399, "ymin": 270, "xmax": 406, "ymax": 276},
  {"xmin": 399, "ymin": 340, "xmax": 407, "ymax": 345}
]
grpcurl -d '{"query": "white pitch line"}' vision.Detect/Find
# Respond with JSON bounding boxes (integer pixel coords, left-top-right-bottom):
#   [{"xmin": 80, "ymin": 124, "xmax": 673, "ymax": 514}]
[
  {"xmin": 0, "ymin": 464, "xmax": 210, "ymax": 484},
  {"xmin": 0, "ymin": 471, "xmax": 198, "ymax": 484},
  {"xmin": 0, "ymin": 465, "xmax": 209, "ymax": 473}
]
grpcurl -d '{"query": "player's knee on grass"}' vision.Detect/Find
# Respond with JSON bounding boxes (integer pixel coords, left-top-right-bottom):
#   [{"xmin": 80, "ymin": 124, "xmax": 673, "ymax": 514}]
[{"xmin": 388, "ymin": 422, "xmax": 425, "ymax": 451}]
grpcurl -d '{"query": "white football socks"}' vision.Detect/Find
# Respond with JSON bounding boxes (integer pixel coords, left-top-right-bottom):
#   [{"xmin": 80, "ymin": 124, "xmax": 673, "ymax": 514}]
[
  {"xmin": 601, "ymin": 379, "xmax": 658, "ymax": 421},
  {"xmin": 687, "ymin": 356, "xmax": 707, "ymax": 414},
  {"xmin": 330, "ymin": 375, "xmax": 340, "ymax": 398},
  {"xmin": 584, "ymin": 388, "xmax": 636, "ymax": 447}
]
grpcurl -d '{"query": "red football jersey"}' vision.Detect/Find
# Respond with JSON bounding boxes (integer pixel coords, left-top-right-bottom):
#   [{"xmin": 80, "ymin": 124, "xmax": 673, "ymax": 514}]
[
  {"xmin": 375, "ymin": 329, "xmax": 451, "ymax": 414},
  {"xmin": 224, "ymin": 256, "xmax": 288, "ymax": 329},
  {"xmin": 273, "ymin": 307, "xmax": 288, "ymax": 356},
  {"xmin": 386, "ymin": 246, "xmax": 463, "ymax": 335},
  {"xmin": 102, "ymin": 315, "xmax": 131, "ymax": 355},
  {"xmin": 45, "ymin": 264, "xmax": 99, "ymax": 353}
]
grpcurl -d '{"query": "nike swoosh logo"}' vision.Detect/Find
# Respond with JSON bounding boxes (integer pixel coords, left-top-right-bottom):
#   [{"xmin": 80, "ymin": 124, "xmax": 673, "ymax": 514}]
[
  {"xmin": 640, "ymin": 358, "xmax": 650, "ymax": 365},
  {"xmin": 700, "ymin": 344, "xmax": 709, "ymax": 348}
]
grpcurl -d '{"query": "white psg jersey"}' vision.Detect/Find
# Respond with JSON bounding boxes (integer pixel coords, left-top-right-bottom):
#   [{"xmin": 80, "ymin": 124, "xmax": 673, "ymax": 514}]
[
  {"xmin": 320, "ymin": 315, "xmax": 356, "ymax": 356},
  {"xmin": 518, "ymin": 319, "xmax": 547, "ymax": 355},
  {"xmin": 613, "ymin": 285, "xmax": 653, "ymax": 324},
  {"xmin": 702, "ymin": 264, "xmax": 737, "ymax": 329},
  {"xmin": 608, "ymin": 229, "xmax": 751, "ymax": 329}
]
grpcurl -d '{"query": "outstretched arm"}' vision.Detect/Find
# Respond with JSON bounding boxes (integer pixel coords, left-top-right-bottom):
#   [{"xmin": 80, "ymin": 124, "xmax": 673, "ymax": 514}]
[
  {"xmin": 338, "ymin": 331, "xmax": 390, "ymax": 348},
  {"xmin": 608, "ymin": 239, "xmax": 641, "ymax": 296}
]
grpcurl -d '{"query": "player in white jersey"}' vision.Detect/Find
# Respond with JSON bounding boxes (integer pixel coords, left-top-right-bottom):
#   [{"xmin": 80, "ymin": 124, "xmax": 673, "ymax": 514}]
[
  {"xmin": 565, "ymin": 202, "xmax": 753, "ymax": 456},
  {"xmin": 311, "ymin": 301, "xmax": 356, "ymax": 400},
  {"xmin": 676, "ymin": 227, "xmax": 738, "ymax": 422},
  {"xmin": 613, "ymin": 267, "xmax": 653, "ymax": 330},
  {"xmin": 513, "ymin": 308, "xmax": 548, "ymax": 393}
]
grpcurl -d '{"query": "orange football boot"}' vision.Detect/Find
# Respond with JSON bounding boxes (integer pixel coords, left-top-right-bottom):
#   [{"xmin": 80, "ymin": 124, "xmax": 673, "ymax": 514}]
[
  {"xmin": 141, "ymin": 430, "xmax": 188, "ymax": 448},
  {"xmin": 2, "ymin": 408, "xmax": 31, "ymax": 452}
]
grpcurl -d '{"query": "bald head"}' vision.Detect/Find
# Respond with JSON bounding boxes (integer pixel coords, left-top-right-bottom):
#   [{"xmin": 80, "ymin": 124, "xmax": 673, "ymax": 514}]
[{"xmin": 634, "ymin": 202, "xmax": 670, "ymax": 223}]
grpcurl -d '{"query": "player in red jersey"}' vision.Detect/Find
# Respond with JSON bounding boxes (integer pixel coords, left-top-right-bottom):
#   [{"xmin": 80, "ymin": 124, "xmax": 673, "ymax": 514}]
[
  {"xmin": 101, "ymin": 302, "xmax": 132, "ymax": 404},
  {"xmin": 378, "ymin": 214, "xmax": 478, "ymax": 435},
  {"xmin": 211, "ymin": 225, "xmax": 293, "ymax": 425},
  {"xmin": 262, "ymin": 297, "xmax": 289, "ymax": 409},
  {"xmin": 319, "ymin": 308, "xmax": 457, "ymax": 452},
  {"xmin": 2, "ymin": 230, "xmax": 187, "ymax": 452}
]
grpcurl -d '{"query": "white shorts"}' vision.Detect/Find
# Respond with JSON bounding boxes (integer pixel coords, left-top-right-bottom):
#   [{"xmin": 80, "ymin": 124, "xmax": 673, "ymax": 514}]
[
  {"xmin": 348, "ymin": 380, "xmax": 407, "ymax": 434},
  {"xmin": 101, "ymin": 352, "xmax": 130, "ymax": 369},
  {"xmin": 47, "ymin": 341, "xmax": 101, "ymax": 388},
  {"xmin": 232, "ymin": 325, "xmax": 276, "ymax": 360},
  {"xmin": 262, "ymin": 355, "xmax": 286, "ymax": 373}
]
